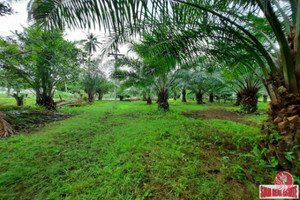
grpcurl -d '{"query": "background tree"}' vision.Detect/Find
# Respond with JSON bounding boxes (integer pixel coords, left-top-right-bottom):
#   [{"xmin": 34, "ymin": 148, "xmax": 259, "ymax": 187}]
[
  {"xmin": 235, "ymin": 74, "xmax": 261, "ymax": 113},
  {"xmin": 82, "ymin": 59, "xmax": 106, "ymax": 103},
  {"xmin": 113, "ymin": 57, "xmax": 156, "ymax": 105},
  {"xmin": 0, "ymin": 26, "xmax": 81, "ymax": 109},
  {"xmin": 0, "ymin": 70, "xmax": 30, "ymax": 106},
  {"xmin": 96, "ymin": 78, "xmax": 111, "ymax": 100},
  {"xmin": 82, "ymin": 72, "xmax": 98, "ymax": 103},
  {"xmin": 187, "ymin": 69, "xmax": 209, "ymax": 104},
  {"xmin": 224, "ymin": 64, "xmax": 262, "ymax": 113},
  {"xmin": 81, "ymin": 33, "xmax": 101, "ymax": 55},
  {"xmin": 205, "ymin": 70, "xmax": 225, "ymax": 103},
  {"xmin": 175, "ymin": 69, "xmax": 193, "ymax": 103}
]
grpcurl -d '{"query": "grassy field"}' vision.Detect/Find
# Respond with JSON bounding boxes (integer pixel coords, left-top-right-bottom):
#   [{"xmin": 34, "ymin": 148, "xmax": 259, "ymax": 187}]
[{"xmin": 0, "ymin": 100, "xmax": 281, "ymax": 199}]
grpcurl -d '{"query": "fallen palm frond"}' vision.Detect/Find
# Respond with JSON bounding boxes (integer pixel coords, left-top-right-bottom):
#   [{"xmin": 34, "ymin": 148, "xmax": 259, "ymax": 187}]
[{"xmin": 0, "ymin": 112, "xmax": 15, "ymax": 138}]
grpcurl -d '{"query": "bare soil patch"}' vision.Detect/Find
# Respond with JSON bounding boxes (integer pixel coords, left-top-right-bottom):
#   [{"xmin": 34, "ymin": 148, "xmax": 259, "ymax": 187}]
[{"xmin": 182, "ymin": 109, "xmax": 258, "ymax": 127}]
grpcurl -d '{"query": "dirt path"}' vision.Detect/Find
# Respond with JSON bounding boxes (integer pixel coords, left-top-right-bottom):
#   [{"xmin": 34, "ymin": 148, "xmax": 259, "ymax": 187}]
[{"xmin": 182, "ymin": 109, "xmax": 258, "ymax": 126}]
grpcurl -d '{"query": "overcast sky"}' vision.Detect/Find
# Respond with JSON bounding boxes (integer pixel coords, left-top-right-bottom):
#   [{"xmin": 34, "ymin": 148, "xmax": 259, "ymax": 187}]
[{"xmin": 0, "ymin": 0, "xmax": 102, "ymax": 41}]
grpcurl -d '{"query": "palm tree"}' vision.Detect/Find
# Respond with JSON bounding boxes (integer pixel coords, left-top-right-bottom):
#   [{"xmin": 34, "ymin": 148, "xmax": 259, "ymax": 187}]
[
  {"xmin": 175, "ymin": 69, "xmax": 192, "ymax": 103},
  {"xmin": 0, "ymin": 1, "xmax": 19, "ymax": 137},
  {"xmin": 0, "ymin": 1, "xmax": 13, "ymax": 16},
  {"xmin": 81, "ymin": 33, "xmax": 101, "ymax": 55},
  {"xmin": 205, "ymin": 71, "xmax": 225, "ymax": 103},
  {"xmin": 82, "ymin": 59, "xmax": 106, "ymax": 103},
  {"xmin": 96, "ymin": 79, "xmax": 111, "ymax": 100},
  {"xmin": 112, "ymin": 57, "xmax": 154, "ymax": 104},
  {"xmin": 235, "ymin": 74, "xmax": 262, "ymax": 113},
  {"xmin": 187, "ymin": 68, "xmax": 218, "ymax": 105},
  {"xmin": 225, "ymin": 64, "xmax": 262, "ymax": 113},
  {"xmin": 113, "ymin": 53, "xmax": 178, "ymax": 110}
]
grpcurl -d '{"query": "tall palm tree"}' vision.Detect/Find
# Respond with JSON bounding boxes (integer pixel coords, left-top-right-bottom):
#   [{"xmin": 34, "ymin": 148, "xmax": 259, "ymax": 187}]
[{"xmin": 81, "ymin": 33, "xmax": 101, "ymax": 55}]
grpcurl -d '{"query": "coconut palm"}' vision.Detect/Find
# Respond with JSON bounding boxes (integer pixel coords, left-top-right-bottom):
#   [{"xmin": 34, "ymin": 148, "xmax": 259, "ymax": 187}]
[{"xmin": 81, "ymin": 33, "xmax": 101, "ymax": 55}]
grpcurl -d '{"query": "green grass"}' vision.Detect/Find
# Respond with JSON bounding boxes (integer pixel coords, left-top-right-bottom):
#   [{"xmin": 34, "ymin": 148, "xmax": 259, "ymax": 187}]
[
  {"xmin": 0, "ymin": 101, "xmax": 277, "ymax": 199},
  {"xmin": 0, "ymin": 98, "xmax": 36, "ymax": 107}
]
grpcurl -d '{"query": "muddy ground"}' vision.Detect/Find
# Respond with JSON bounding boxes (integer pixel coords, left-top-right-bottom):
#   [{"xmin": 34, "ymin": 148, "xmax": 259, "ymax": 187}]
[{"xmin": 182, "ymin": 109, "xmax": 258, "ymax": 127}]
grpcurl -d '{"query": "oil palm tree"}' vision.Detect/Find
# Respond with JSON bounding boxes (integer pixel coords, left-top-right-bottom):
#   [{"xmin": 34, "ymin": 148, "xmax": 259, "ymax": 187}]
[
  {"xmin": 187, "ymin": 68, "xmax": 221, "ymax": 105},
  {"xmin": 96, "ymin": 79, "xmax": 111, "ymax": 100},
  {"xmin": 225, "ymin": 63, "xmax": 262, "ymax": 113},
  {"xmin": 112, "ymin": 57, "xmax": 155, "ymax": 105},
  {"xmin": 235, "ymin": 74, "xmax": 262, "ymax": 113},
  {"xmin": 174, "ymin": 69, "xmax": 192, "ymax": 103},
  {"xmin": 188, "ymin": 72, "xmax": 207, "ymax": 104},
  {"xmin": 82, "ymin": 59, "xmax": 106, "ymax": 103},
  {"xmin": 113, "ymin": 54, "xmax": 178, "ymax": 110}
]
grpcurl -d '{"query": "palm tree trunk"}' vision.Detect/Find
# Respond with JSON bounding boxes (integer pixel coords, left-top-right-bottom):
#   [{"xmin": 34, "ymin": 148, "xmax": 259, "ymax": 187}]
[
  {"xmin": 158, "ymin": 89, "xmax": 169, "ymax": 111},
  {"xmin": 147, "ymin": 96, "xmax": 152, "ymax": 105},
  {"xmin": 13, "ymin": 94, "xmax": 24, "ymax": 106},
  {"xmin": 36, "ymin": 92, "xmax": 56, "ymax": 110},
  {"xmin": 98, "ymin": 92, "xmax": 103, "ymax": 100},
  {"xmin": 234, "ymin": 92, "xmax": 242, "ymax": 106},
  {"xmin": 173, "ymin": 91, "xmax": 177, "ymax": 100},
  {"xmin": 260, "ymin": 78, "xmax": 300, "ymax": 172},
  {"xmin": 263, "ymin": 94, "xmax": 268, "ymax": 103},
  {"xmin": 196, "ymin": 92, "xmax": 203, "ymax": 104},
  {"xmin": 182, "ymin": 89, "xmax": 187, "ymax": 102},
  {"xmin": 209, "ymin": 93, "xmax": 214, "ymax": 102},
  {"xmin": 88, "ymin": 93, "xmax": 94, "ymax": 103},
  {"xmin": 241, "ymin": 92, "xmax": 258, "ymax": 113}
]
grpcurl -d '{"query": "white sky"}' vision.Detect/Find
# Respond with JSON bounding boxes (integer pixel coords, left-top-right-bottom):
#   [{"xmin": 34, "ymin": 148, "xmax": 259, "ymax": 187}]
[
  {"xmin": 0, "ymin": 1, "xmax": 28, "ymax": 36},
  {"xmin": 0, "ymin": 0, "xmax": 116, "ymax": 44}
]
